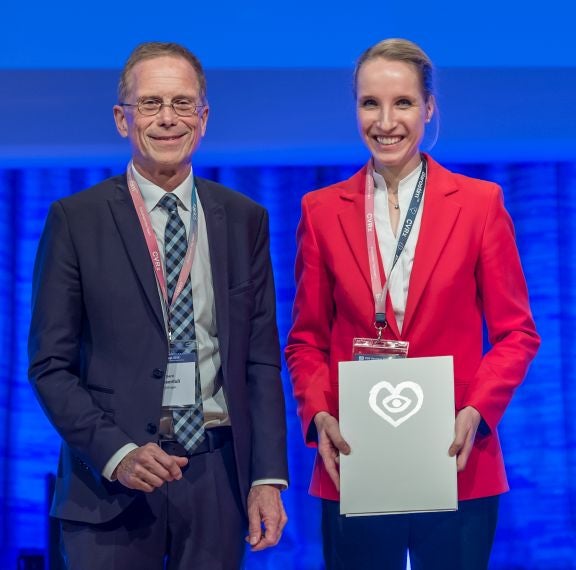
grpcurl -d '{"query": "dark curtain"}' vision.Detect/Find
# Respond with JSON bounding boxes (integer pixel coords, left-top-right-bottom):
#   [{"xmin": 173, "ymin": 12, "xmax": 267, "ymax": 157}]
[{"xmin": 0, "ymin": 160, "xmax": 573, "ymax": 569}]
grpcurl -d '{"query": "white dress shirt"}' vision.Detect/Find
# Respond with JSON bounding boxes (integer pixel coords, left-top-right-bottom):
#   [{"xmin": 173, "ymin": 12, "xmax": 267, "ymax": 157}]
[
  {"xmin": 103, "ymin": 167, "xmax": 227, "ymax": 480},
  {"xmin": 104, "ymin": 166, "xmax": 287, "ymax": 489},
  {"xmin": 373, "ymin": 161, "xmax": 426, "ymax": 332},
  {"xmin": 134, "ymin": 166, "xmax": 229, "ymax": 426}
]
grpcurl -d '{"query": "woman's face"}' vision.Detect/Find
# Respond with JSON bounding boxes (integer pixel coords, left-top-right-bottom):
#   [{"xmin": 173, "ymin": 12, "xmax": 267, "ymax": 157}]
[{"xmin": 356, "ymin": 58, "xmax": 434, "ymax": 178}]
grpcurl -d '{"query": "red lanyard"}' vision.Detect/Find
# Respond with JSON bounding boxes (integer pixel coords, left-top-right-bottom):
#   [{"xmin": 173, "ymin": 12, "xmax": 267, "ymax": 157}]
[
  {"xmin": 126, "ymin": 164, "xmax": 198, "ymax": 311},
  {"xmin": 364, "ymin": 158, "xmax": 427, "ymax": 333}
]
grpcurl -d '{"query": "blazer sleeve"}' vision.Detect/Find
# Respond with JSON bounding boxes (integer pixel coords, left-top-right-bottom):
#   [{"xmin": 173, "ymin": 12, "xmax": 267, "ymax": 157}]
[
  {"xmin": 245, "ymin": 209, "xmax": 289, "ymax": 482},
  {"xmin": 463, "ymin": 184, "xmax": 540, "ymax": 430},
  {"xmin": 28, "ymin": 201, "xmax": 133, "ymax": 472},
  {"xmin": 285, "ymin": 195, "xmax": 337, "ymax": 445}
]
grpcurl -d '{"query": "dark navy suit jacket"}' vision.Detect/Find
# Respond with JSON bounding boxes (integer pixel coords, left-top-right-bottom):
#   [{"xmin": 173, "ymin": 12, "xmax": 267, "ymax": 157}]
[{"xmin": 28, "ymin": 174, "xmax": 288, "ymax": 524}]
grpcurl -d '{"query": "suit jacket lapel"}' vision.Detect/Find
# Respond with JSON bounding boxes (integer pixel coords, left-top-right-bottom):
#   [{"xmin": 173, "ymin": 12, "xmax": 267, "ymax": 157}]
[
  {"xmin": 195, "ymin": 178, "xmax": 230, "ymax": 370},
  {"xmin": 337, "ymin": 167, "xmax": 401, "ymax": 339},
  {"xmin": 108, "ymin": 177, "xmax": 165, "ymax": 333},
  {"xmin": 402, "ymin": 158, "xmax": 461, "ymax": 335},
  {"xmin": 337, "ymin": 187, "xmax": 372, "ymax": 296}
]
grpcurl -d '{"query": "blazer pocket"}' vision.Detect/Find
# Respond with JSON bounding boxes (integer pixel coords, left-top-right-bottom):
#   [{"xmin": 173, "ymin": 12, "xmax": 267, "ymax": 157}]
[
  {"xmin": 86, "ymin": 383, "xmax": 115, "ymax": 394},
  {"xmin": 229, "ymin": 280, "xmax": 254, "ymax": 296},
  {"xmin": 86, "ymin": 384, "xmax": 115, "ymax": 414}
]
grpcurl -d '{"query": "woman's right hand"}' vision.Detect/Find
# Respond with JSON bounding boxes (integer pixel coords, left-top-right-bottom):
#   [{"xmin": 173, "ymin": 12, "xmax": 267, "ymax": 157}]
[{"xmin": 314, "ymin": 412, "xmax": 351, "ymax": 491}]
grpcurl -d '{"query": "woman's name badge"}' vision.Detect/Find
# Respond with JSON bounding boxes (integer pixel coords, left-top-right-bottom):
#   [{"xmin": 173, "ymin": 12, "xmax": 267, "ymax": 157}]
[
  {"xmin": 162, "ymin": 340, "xmax": 197, "ymax": 407},
  {"xmin": 352, "ymin": 337, "xmax": 409, "ymax": 360}
]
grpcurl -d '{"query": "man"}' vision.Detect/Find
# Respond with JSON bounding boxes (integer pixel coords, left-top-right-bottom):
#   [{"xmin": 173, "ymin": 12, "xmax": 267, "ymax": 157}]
[{"xmin": 28, "ymin": 42, "xmax": 288, "ymax": 569}]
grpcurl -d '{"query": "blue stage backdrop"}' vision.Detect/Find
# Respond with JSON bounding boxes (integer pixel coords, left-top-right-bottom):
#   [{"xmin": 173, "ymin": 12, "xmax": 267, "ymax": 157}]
[
  {"xmin": 0, "ymin": 159, "xmax": 574, "ymax": 568},
  {"xmin": 1, "ymin": 0, "xmax": 573, "ymax": 69}
]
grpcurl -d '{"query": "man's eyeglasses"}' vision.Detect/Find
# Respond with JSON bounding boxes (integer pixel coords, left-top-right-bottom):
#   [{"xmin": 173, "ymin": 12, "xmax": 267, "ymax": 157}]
[{"xmin": 119, "ymin": 98, "xmax": 206, "ymax": 117}]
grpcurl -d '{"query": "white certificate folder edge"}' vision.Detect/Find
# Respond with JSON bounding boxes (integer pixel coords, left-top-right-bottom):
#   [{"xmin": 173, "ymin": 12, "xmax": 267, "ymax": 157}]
[{"xmin": 338, "ymin": 356, "xmax": 457, "ymax": 516}]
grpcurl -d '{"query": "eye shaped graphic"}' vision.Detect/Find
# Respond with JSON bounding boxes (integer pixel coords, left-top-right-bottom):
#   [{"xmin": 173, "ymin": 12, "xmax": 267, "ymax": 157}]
[
  {"xmin": 369, "ymin": 381, "xmax": 424, "ymax": 427},
  {"xmin": 381, "ymin": 394, "xmax": 412, "ymax": 414}
]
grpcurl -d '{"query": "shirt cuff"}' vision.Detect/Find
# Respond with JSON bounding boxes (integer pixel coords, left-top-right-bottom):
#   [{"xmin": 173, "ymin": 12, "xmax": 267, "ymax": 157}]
[
  {"xmin": 102, "ymin": 443, "xmax": 139, "ymax": 481},
  {"xmin": 251, "ymin": 479, "xmax": 288, "ymax": 491}
]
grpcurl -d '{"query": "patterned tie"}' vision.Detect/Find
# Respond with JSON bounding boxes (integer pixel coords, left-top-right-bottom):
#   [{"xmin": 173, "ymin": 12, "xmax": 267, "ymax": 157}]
[{"xmin": 159, "ymin": 193, "xmax": 205, "ymax": 452}]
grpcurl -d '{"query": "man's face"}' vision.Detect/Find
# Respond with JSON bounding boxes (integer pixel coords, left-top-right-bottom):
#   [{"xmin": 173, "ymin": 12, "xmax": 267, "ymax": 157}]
[{"xmin": 113, "ymin": 55, "xmax": 208, "ymax": 189}]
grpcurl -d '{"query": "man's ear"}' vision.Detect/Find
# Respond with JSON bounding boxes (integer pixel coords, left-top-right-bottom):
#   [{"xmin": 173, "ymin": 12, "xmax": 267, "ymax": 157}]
[
  {"xmin": 199, "ymin": 105, "xmax": 209, "ymax": 137},
  {"xmin": 113, "ymin": 105, "xmax": 129, "ymax": 138}
]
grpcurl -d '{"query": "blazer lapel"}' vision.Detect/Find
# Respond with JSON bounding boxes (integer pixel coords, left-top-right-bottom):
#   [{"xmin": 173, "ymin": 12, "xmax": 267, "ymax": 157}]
[
  {"xmin": 337, "ymin": 167, "xmax": 401, "ymax": 339},
  {"xmin": 108, "ymin": 177, "xmax": 165, "ymax": 333},
  {"xmin": 337, "ymin": 189, "xmax": 372, "ymax": 297},
  {"xmin": 195, "ymin": 178, "xmax": 230, "ymax": 370},
  {"xmin": 402, "ymin": 158, "xmax": 461, "ymax": 335}
]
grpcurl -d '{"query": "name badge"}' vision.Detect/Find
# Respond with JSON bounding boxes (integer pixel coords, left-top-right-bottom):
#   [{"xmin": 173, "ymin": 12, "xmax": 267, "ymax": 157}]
[
  {"xmin": 352, "ymin": 337, "xmax": 409, "ymax": 360},
  {"xmin": 162, "ymin": 340, "xmax": 197, "ymax": 407}
]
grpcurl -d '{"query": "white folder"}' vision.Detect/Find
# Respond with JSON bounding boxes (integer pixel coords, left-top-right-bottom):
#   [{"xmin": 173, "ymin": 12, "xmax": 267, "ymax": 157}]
[{"xmin": 339, "ymin": 356, "xmax": 457, "ymax": 516}]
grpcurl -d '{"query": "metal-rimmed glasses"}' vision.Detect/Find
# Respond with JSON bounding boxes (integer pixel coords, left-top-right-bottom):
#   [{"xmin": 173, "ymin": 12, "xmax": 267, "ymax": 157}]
[{"xmin": 119, "ymin": 97, "xmax": 206, "ymax": 117}]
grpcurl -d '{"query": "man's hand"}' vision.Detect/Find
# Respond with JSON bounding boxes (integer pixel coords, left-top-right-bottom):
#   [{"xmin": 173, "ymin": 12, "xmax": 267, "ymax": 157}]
[
  {"xmin": 114, "ymin": 443, "xmax": 189, "ymax": 492},
  {"xmin": 314, "ymin": 412, "xmax": 351, "ymax": 491},
  {"xmin": 448, "ymin": 406, "xmax": 482, "ymax": 472},
  {"xmin": 246, "ymin": 484, "xmax": 287, "ymax": 551}
]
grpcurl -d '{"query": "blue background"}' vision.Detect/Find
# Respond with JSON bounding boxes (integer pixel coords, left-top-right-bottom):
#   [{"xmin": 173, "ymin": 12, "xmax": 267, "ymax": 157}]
[
  {"xmin": 1, "ymin": 0, "xmax": 573, "ymax": 68},
  {"xmin": 1, "ymin": 1, "xmax": 575, "ymax": 568}
]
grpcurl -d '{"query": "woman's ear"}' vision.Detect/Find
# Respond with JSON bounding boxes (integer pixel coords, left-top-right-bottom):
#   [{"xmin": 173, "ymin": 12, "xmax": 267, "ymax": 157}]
[{"xmin": 425, "ymin": 95, "xmax": 435, "ymax": 123}]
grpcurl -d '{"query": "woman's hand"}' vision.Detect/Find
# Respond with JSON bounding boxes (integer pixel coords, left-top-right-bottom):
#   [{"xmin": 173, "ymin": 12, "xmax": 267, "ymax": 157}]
[
  {"xmin": 448, "ymin": 406, "xmax": 482, "ymax": 472},
  {"xmin": 314, "ymin": 412, "xmax": 351, "ymax": 491}
]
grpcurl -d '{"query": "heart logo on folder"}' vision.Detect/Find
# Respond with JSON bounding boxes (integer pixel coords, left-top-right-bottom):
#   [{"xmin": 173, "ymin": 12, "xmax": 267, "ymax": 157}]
[{"xmin": 368, "ymin": 381, "xmax": 424, "ymax": 427}]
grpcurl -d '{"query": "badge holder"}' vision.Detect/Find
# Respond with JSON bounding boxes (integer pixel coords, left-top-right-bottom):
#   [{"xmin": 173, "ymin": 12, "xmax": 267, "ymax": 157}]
[
  {"xmin": 163, "ymin": 339, "xmax": 198, "ymax": 409},
  {"xmin": 352, "ymin": 337, "xmax": 409, "ymax": 360},
  {"xmin": 352, "ymin": 315, "xmax": 408, "ymax": 360}
]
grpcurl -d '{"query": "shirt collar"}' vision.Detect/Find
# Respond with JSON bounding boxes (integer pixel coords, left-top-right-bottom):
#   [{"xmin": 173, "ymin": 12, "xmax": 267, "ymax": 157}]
[
  {"xmin": 372, "ymin": 160, "xmax": 423, "ymax": 197},
  {"xmin": 130, "ymin": 164, "xmax": 194, "ymax": 213}
]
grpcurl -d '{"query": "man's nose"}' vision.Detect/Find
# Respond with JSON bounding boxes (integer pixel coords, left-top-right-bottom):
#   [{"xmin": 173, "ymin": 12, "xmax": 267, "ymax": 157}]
[{"xmin": 157, "ymin": 103, "xmax": 179, "ymax": 123}]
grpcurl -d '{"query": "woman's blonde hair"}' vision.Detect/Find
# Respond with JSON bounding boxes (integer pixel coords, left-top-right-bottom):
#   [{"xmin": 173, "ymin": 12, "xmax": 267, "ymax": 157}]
[{"xmin": 353, "ymin": 38, "xmax": 435, "ymax": 102}]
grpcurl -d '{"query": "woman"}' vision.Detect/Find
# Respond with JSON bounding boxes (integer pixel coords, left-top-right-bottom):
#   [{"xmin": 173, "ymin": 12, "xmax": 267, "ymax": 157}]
[{"xmin": 285, "ymin": 38, "xmax": 540, "ymax": 569}]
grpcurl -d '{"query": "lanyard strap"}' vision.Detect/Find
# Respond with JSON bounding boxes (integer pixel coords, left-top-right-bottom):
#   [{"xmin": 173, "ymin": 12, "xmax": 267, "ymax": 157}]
[
  {"xmin": 364, "ymin": 157, "xmax": 427, "ymax": 335},
  {"xmin": 126, "ymin": 163, "xmax": 199, "ymax": 312}
]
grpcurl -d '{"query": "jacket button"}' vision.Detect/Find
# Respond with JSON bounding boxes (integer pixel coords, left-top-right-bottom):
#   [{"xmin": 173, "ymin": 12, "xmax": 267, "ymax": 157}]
[
  {"xmin": 152, "ymin": 368, "xmax": 164, "ymax": 379},
  {"xmin": 146, "ymin": 423, "xmax": 158, "ymax": 435}
]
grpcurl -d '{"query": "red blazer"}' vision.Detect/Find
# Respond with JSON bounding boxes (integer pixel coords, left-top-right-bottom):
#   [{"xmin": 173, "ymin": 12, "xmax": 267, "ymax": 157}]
[{"xmin": 285, "ymin": 155, "xmax": 540, "ymax": 502}]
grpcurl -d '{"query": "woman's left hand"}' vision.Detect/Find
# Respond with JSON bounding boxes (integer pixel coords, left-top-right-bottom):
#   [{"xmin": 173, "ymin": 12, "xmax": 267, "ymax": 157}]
[{"xmin": 448, "ymin": 406, "xmax": 482, "ymax": 472}]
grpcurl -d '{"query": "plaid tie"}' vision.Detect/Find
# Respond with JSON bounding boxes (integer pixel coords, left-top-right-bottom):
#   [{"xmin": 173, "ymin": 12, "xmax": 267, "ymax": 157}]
[{"xmin": 159, "ymin": 193, "xmax": 205, "ymax": 452}]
